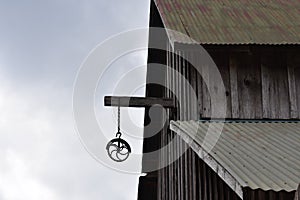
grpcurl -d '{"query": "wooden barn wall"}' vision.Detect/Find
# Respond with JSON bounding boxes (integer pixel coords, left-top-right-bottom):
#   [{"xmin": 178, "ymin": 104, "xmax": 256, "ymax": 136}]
[
  {"xmin": 169, "ymin": 45, "xmax": 300, "ymax": 120},
  {"xmin": 157, "ymin": 44, "xmax": 299, "ymax": 200}
]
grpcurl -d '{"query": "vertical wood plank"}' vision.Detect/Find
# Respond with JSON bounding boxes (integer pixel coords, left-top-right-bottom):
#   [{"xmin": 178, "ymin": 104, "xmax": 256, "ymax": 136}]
[
  {"xmin": 209, "ymin": 51, "xmax": 232, "ymax": 118},
  {"xmin": 169, "ymin": 44, "xmax": 173, "ymax": 200},
  {"xmin": 175, "ymin": 50, "xmax": 181, "ymax": 200},
  {"xmin": 278, "ymin": 53, "xmax": 290, "ymax": 119},
  {"xmin": 181, "ymin": 50, "xmax": 189, "ymax": 200},
  {"xmin": 189, "ymin": 50, "xmax": 197, "ymax": 200},
  {"xmin": 201, "ymin": 49, "xmax": 228, "ymax": 119},
  {"xmin": 176, "ymin": 50, "xmax": 180, "ymax": 120},
  {"xmin": 202, "ymin": 59, "xmax": 211, "ymax": 118},
  {"xmin": 198, "ymin": 158, "xmax": 203, "ymax": 200},
  {"xmin": 261, "ymin": 51, "xmax": 290, "ymax": 119},
  {"xmin": 186, "ymin": 51, "xmax": 191, "ymax": 121},
  {"xmin": 166, "ymin": 44, "xmax": 169, "ymax": 200},
  {"xmin": 261, "ymin": 59, "xmax": 271, "ymax": 118},
  {"xmin": 190, "ymin": 51, "xmax": 200, "ymax": 120},
  {"xmin": 287, "ymin": 55, "xmax": 298, "ymax": 119},
  {"xmin": 177, "ymin": 49, "xmax": 184, "ymax": 200},
  {"xmin": 229, "ymin": 53, "xmax": 240, "ymax": 118},
  {"xmin": 184, "ymin": 149, "xmax": 188, "ymax": 200},
  {"xmin": 179, "ymin": 50, "xmax": 184, "ymax": 120},
  {"xmin": 218, "ymin": 177, "xmax": 224, "ymax": 200},
  {"xmin": 170, "ymin": 133, "xmax": 173, "ymax": 200},
  {"xmin": 213, "ymin": 172, "xmax": 218, "ymax": 200},
  {"xmin": 175, "ymin": 49, "xmax": 181, "ymax": 200},
  {"xmin": 203, "ymin": 163, "xmax": 208, "ymax": 200},
  {"xmin": 234, "ymin": 51, "xmax": 263, "ymax": 119},
  {"xmin": 180, "ymin": 139, "xmax": 185, "ymax": 200},
  {"xmin": 188, "ymin": 149, "xmax": 192, "ymax": 200},
  {"xmin": 195, "ymin": 51, "xmax": 204, "ymax": 118},
  {"xmin": 186, "ymin": 50, "xmax": 193, "ymax": 200},
  {"xmin": 295, "ymin": 67, "xmax": 300, "ymax": 122},
  {"xmin": 208, "ymin": 167, "xmax": 213, "ymax": 200},
  {"xmin": 182, "ymin": 50, "xmax": 186, "ymax": 120},
  {"xmin": 192, "ymin": 152, "xmax": 197, "ymax": 200},
  {"xmin": 171, "ymin": 46, "xmax": 178, "ymax": 200},
  {"xmin": 288, "ymin": 52, "xmax": 300, "ymax": 119}
]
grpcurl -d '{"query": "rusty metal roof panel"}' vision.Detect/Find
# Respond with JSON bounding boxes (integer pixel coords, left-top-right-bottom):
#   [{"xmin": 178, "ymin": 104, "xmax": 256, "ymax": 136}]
[
  {"xmin": 170, "ymin": 120, "xmax": 300, "ymax": 198},
  {"xmin": 154, "ymin": 0, "xmax": 300, "ymax": 44}
]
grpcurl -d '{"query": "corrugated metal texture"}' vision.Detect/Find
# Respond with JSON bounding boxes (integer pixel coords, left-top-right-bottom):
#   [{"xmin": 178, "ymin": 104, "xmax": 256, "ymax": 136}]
[
  {"xmin": 170, "ymin": 120, "xmax": 300, "ymax": 196},
  {"xmin": 154, "ymin": 0, "xmax": 300, "ymax": 44},
  {"xmin": 243, "ymin": 187, "xmax": 296, "ymax": 200}
]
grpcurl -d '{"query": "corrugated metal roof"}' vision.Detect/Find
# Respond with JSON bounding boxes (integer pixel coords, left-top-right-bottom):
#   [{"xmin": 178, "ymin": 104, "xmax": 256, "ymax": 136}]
[
  {"xmin": 170, "ymin": 120, "xmax": 300, "ymax": 198},
  {"xmin": 154, "ymin": 0, "xmax": 300, "ymax": 44}
]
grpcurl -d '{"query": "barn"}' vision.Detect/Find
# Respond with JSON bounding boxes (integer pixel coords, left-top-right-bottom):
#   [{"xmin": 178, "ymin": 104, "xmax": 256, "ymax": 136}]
[{"xmin": 138, "ymin": 1, "xmax": 300, "ymax": 200}]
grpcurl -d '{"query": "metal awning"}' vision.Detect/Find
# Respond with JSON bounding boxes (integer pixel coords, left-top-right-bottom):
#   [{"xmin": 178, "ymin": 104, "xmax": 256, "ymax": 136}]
[{"xmin": 170, "ymin": 120, "xmax": 300, "ymax": 198}]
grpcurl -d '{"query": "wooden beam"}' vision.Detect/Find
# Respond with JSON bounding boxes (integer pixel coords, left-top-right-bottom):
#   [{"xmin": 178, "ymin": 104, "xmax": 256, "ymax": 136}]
[{"xmin": 104, "ymin": 96, "xmax": 176, "ymax": 108}]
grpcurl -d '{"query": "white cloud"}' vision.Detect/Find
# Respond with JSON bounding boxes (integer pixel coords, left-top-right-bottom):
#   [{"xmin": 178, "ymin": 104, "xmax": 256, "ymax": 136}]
[
  {"xmin": 0, "ymin": 72, "xmax": 62, "ymax": 200},
  {"xmin": 0, "ymin": 150, "xmax": 60, "ymax": 200},
  {"xmin": 0, "ymin": 71, "xmax": 140, "ymax": 200}
]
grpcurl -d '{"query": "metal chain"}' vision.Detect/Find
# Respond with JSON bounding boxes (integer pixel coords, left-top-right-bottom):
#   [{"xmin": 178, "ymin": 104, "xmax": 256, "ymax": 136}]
[
  {"xmin": 117, "ymin": 105, "xmax": 120, "ymax": 133},
  {"xmin": 115, "ymin": 98, "xmax": 122, "ymax": 138}
]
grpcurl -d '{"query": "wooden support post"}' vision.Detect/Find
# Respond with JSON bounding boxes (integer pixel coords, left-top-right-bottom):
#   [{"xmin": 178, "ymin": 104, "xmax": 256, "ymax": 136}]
[{"xmin": 104, "ymin": 96, "xmax": 176, "ymax": 109}]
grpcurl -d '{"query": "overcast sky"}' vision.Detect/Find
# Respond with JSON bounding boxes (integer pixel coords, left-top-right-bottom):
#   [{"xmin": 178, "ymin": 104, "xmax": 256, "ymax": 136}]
[{"xmin": 0, "ymin": 1, "xmax": 150, "ymax": 199}]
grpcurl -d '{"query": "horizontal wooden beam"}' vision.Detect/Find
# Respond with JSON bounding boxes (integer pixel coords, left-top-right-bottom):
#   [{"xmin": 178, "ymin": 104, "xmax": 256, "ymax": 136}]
[{"xmin": 104, "ymin": 96, "xmax": 176, "ymax": 108}]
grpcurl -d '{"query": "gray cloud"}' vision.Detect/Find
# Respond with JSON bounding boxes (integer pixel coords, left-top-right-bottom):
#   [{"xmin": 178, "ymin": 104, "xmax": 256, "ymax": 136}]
[
  {"xmin": 0, "ymin": 64, "xmax": 140, "ymax": 200},
  {"xmin": 0, "ymin": 0, "xmax": 150, "ymax": 199}
]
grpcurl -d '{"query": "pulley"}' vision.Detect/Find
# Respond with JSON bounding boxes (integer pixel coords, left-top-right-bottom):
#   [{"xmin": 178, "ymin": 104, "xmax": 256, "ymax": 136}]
[
  {"xmin": 106, "ymin": 104, "xmax": 131, "ymax": 162},
  {"xmin": 104, "ymin": 96, "xmax": 175, "ymax": 162}
]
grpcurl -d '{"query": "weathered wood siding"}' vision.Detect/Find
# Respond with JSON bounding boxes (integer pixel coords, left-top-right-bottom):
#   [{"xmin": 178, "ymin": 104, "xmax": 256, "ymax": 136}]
[
  {"xmin": 170, "ymin": 45, "xmax": 300, "ymax": 120},
  {"xmin": 157, "ymin": 44, "xmax": 300, "ymax": 200}
]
